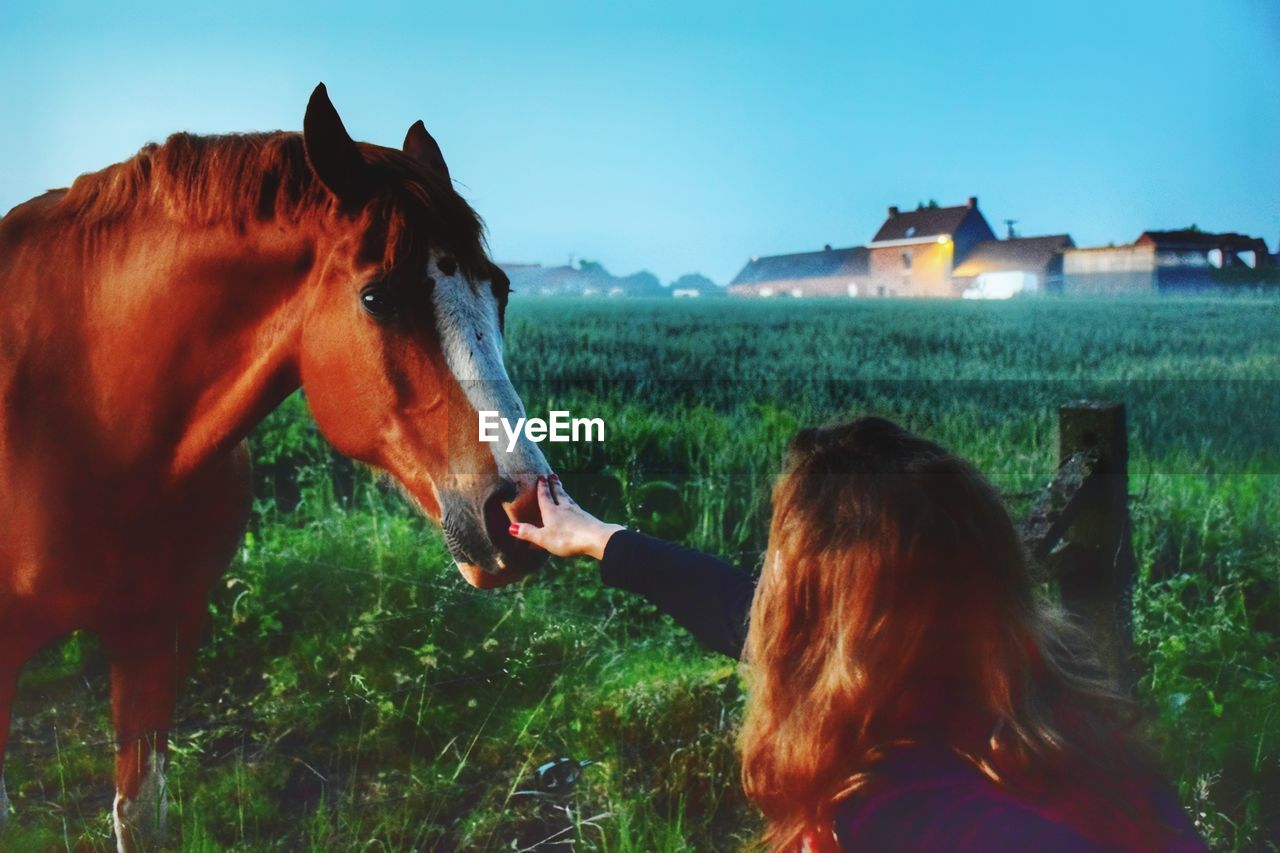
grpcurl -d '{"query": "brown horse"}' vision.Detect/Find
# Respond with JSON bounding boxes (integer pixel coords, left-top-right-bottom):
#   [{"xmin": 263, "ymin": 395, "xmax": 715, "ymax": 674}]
[{"xmin": 0, "ymin": 84, "xmax": 550, "ymax": 849}]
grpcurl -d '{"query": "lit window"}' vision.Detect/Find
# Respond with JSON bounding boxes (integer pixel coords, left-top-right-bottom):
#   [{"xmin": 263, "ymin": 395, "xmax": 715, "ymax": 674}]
[{"xmin": 905, "ymin": 226, "xmax": 917, "ymax": 237}]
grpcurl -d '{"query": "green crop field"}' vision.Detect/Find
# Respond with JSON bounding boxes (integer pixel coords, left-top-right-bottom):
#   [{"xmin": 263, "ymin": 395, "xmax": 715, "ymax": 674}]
[{"xmin": 6, "ymin": 297, "xmax": 1279, "ymax": 850}]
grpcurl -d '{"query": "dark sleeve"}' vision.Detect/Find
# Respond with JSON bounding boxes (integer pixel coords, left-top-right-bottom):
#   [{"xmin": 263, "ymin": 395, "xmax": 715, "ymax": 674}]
[
  {"xmin": 1151, "ymin": 784, "xmax": 1211, "ymax": 851},
  {"xmin": 833, "ymin": 759, "xmax": 1209, "ymax": 853},
  {"xmin": 836, "ymin": 782, "xmax": 1106, "ymax": 853},
  {"xmin": 599, "ymin": 530, "xmax": 756, "ymax": 659}
]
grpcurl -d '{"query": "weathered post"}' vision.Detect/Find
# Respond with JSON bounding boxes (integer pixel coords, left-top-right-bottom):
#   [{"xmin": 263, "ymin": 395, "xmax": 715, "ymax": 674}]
[{"xmin": 1053, "ymin": 401, "xmax": 1137, "ymax": 691}]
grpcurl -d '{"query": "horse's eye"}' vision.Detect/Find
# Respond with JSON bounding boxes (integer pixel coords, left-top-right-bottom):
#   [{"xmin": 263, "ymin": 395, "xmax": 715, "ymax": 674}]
[{"xmin": 360, "ymin": 285, "xmax": 396, "ymax": 321}]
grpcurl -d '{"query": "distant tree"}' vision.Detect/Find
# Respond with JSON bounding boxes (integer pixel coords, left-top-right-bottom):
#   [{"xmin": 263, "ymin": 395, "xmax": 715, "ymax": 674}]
[
  {"xmin": 564, "ymin": 259, "xmax": 670, "ymax": 296},
  {"xmin": 620, "ymin": 270, "xmax": 662, "ymax": 293},
  {"xmin": 917, "ymin": 199, "xmax": 940, "ymax": 209},
  {"xmin": 669, "ymin": 273, "xmax": 719, "ymax": 291}
]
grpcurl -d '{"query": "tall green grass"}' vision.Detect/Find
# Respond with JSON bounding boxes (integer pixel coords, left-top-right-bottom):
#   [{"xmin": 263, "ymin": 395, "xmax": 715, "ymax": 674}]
[{"xmin": 5, "ymin": 296, "xmax": 1277, "ymax": 850}]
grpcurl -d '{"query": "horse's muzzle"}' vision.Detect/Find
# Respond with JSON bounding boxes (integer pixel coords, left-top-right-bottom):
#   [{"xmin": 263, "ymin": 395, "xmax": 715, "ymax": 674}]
[{"xmin": 442, "ymin": 479, "xmax": 548, "ymax": 589}]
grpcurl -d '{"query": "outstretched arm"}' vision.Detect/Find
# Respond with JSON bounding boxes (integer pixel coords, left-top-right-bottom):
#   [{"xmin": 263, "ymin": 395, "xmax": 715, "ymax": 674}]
[{"xmin": 511, "ymin": 476, "xmax": 756, "ymax": 659}]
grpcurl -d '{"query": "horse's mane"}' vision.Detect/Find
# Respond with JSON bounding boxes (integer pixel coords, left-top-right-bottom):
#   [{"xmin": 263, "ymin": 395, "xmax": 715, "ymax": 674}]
[
  {"xmin": 58, "ymin": 131, "xmax": 488, "ymax": 274},
  {"xmin": 61, "ymin": 132, "xmax": 331, "ymax": 226}
]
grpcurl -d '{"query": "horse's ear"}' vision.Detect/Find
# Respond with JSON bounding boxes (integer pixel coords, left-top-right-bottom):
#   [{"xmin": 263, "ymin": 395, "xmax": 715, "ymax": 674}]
[
  {"xmin": 303, "ymin": 83, "xmax": 370, "ymax": 204},
  {"xmin": 403, "ymin": 120, "xmax": 450, "ymax": 181}
]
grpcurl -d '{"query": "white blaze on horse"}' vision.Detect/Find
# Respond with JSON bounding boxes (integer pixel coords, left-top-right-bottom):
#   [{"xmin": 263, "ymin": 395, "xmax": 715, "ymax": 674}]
[{"xmin": 0, "ymin": 84, "xmax": 550, "ymax": 849}]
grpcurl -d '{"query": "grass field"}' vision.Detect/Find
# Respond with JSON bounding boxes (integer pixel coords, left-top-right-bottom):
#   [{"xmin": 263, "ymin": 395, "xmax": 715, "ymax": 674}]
[{"xmin": 5, "ymin": 296, "xmax": 1279, "ymax": 850}]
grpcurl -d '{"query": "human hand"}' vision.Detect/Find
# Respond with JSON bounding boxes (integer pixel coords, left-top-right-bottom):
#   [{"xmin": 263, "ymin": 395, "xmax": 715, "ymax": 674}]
[{"xmin": 509, "ymin": 475, "xmax": 625, "ymax": 561}]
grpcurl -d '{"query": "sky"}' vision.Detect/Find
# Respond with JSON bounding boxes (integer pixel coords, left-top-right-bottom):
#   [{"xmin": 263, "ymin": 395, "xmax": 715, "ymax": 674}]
[{"xmin": 1, "ymin": 0, "xmax": 1277, "ymax": 284}]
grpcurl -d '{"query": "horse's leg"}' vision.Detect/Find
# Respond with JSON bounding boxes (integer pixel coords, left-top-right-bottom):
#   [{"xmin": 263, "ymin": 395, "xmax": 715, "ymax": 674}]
[
  {"xmin": 104, "ymin": 615, "xmax": 205, "ymax": 853},
  {"xmin": 107, "ymin": 638, "xmax": 180, "ymax": 851},
  {"xmin": 109, "ymin": 444, "xmax": 251, "ymax": 850},
  {"xmin": 0, "ymin": 623, "xmax": 42, "ymax": 833},
  {"xmin": 0, "ymin": 666, "xmax": 15, "ymax": 829}
]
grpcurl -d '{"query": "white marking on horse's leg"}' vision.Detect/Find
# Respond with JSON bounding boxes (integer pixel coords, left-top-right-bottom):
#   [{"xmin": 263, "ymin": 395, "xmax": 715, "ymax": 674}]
[
  {"xmin": 113, "ymin": 750, "xmax": 167, "ymax": 852},
  {"xmin": 0, "ymin": 770, "xmax": 10, "ymax": 829}
]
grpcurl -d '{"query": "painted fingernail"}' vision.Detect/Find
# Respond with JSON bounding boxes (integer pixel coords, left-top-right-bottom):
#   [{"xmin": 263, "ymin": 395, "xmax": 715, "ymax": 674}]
[
  {"xmin": 537, "ymin": 475, "xmax": 546, "ymax": 484},
  {"xmin": 549, "ymin": 473, "xmax": 560, "ymax": 481},
  {"xmin": 508, "ymin": 524, "xmax": 520, "ymax": 536}
]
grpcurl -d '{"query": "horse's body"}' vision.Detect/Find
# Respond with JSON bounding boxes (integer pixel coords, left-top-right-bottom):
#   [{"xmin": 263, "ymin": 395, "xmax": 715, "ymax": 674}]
[{"xmin": 0, "ymin": 85, "xmax": 549, "ymax": 849}]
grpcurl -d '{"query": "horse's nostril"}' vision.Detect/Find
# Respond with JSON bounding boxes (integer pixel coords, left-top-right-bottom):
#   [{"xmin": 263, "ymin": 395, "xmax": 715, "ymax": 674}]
[
  {"xmin": 483, "ymin": 480, "xmax": 518, "ymax": 549},
  {"xmin": 488, "ymin": 479, "xmax": 518, "ymax": 506}
]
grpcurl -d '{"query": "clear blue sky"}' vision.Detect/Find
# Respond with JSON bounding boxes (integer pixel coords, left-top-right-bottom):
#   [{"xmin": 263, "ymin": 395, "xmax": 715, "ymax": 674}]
[{"xmin": 2, "ymin": 0, "xmax": 1276, "ymax": 284}]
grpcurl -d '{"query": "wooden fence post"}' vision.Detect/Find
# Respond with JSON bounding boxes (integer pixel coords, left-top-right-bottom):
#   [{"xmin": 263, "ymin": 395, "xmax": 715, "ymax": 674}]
[{"xmin": 1053, "ymin": 401, "xmax": 1138, "ymax": 692}]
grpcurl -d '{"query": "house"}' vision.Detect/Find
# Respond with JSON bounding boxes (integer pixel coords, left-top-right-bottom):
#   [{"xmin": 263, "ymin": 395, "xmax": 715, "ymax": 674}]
[
  {"xmin": 866, "ymin": 197, "xmax": 996, "ymax": 297},
  {"xmin": 500, "ymin": 263, "xmax": 591, "ymax": 296},
  {"xmin": 729, "ymin": 197, "xmax": 1071, "ymax": 299},
  {"xmin": 727, "ymin": 245, "xmax": 869, "ymax": 297},
  {"xmin": 500, "ymin": 262, "xmax": 666, "ymax": 297},
  {"xmin": 1137, "ymin": 230, "xmax": 1271, "ymax": 290},
  {"xmin": 953, "ymin": 234, "xmax": 1075, "ymax": 299},
  {"xmin": 1061, "ymin": 244, "xmax": 1158, "ymax": 295},
  {"xmin": 1062, "ymin": 229, "xmax": 1274, "ymax": 295},
  {"xmin": 729, "ymin": 195, "xmax": 1273, "ymax": 300}
]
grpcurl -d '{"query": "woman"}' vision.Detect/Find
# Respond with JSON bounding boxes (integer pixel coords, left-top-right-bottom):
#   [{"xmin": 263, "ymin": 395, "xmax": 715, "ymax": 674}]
[{"xmin": 510, "ymin": 417, "xmax": 1204, "ymax": 851}]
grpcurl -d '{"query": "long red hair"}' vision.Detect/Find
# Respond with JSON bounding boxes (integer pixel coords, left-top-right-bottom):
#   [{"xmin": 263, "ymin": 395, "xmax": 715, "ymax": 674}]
[{"xmin": 739, "ymin": 417, "xmax": 1168, "ymax": 850}]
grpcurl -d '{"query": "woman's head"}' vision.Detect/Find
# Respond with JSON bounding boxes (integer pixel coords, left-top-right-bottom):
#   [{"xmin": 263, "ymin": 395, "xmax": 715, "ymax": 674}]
[{"xmin": 740, "ymin": 417, "xmax": 1144, "ymax": 849}]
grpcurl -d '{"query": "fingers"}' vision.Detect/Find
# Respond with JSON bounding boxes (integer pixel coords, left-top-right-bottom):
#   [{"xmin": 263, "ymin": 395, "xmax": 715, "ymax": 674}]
[
  {"xmin": 538, "ymin": 473, "xmax": 574, "ymax": 509},
  {"xmin": 545, "ymin": 473, "xmax": 579, "ymax": 507},
  {"xmin": 513, "ymin": 477, "xmax": 559, "ymax": 551},
  {"xmin": 533, "ymin": 475, "xmax": 557, "ymax": 513},
  {"xmin": 547, "ymin": 473, "xmax": 570, "ymax": 506},
  {"xmin": 508, "ymin": 520, "xmax": 545, "ymax": 548},
  {"xmin": 511, "ymin": 475, "xmax": 576, "ymax": 555}
]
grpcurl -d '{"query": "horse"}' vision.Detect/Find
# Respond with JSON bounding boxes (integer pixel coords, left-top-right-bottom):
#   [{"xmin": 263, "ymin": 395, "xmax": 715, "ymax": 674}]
[{"xmin": 0, "ymin": 83, "xmax": 551, "ymax": 849}]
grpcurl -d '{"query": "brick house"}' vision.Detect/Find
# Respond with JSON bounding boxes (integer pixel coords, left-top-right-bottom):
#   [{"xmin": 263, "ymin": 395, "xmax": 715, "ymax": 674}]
[
  {"xmin": 727, "ymin": 196, "xmax": 1087, "ymax": 299},
  {"xmin": 866, "ymin": 197, "xmax": 996, "ymax": 297}
]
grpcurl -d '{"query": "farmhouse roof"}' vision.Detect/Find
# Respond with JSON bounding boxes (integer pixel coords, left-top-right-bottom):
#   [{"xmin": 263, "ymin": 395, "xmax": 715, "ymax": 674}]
[
  {"xmin": 1136, "ymin": 230, "xmax": 1269, "ymax": 254},
  {"xmin": 730, "ymin": 245, "xmax": 869, "ymax": 286},
  {"xmin": 871, "ymin": 197, "xmax": 979, "ymax": 242},
  {"xmin": 952, "ymin": 235, "xmax": 1075, "ymax": 278}
]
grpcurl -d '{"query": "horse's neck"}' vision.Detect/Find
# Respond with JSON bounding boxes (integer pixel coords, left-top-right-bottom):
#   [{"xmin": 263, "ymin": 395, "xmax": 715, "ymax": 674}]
[{"xmin": 74, "ymin": 215, "xmax": 319, "ymax": 480}]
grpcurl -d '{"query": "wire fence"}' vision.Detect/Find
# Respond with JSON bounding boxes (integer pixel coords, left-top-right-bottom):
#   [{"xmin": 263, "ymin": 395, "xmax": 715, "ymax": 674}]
[
  {"xmin": 7, "ymin": 550, "xmax": 626, "ymax": 851},
  {"xmin": 1, "ymin": 474, "xmax": 1137, "ymax": 772},
  {"xmin": 0, "ymin": 410, "xmax": 1193, "ymax": 848},
  {"xmin": 9, "ymin": 553, "xmax": 616, "ymax": 763}
]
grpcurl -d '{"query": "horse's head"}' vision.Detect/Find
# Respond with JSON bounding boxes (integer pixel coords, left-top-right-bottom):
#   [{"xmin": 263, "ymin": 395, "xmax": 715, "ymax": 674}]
[{"xmin": 296, "ymin": 84, "xmax": 549, "ymax": 588}]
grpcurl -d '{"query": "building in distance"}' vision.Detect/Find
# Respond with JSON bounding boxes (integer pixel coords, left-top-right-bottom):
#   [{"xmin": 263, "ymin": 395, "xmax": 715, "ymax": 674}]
[
  {"xmin": 865, "ymin": 197, "xmax": 996, "ymax": 298},
  {"xmin": 1063, "ymin": 230, "xmax": 1274, "ymax": 295},
  {"xmin": 729, "ymin": 196, "xmax": 1070, "ymax": 299},
  {"xmin": 727, "ymin": 245, "xmax": 869, "ymax": 297},
  {"xmin": 953, "ymin": 234, "xmax": 1075, "ymax": 299}
]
